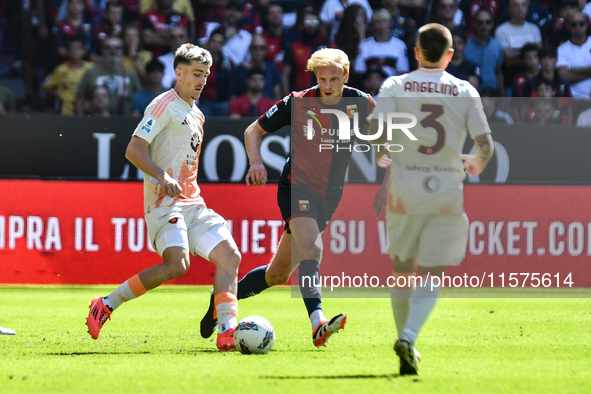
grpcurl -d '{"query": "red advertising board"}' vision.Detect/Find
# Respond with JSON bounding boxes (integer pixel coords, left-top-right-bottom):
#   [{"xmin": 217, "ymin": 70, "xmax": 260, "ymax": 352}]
[{"xmin": 1, "ymin": 180, "xmax": 590, "ymax": 287}]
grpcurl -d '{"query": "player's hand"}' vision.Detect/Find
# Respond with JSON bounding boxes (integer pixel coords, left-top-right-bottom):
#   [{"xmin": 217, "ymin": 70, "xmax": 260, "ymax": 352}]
[
  {"xmin": 373, "ymin": 186, "xmax": 387, "ymax": 219},
  {"xmin": 246, "ymin": 163, "xmax": 267, "ymax": 186},
  {"xmin": 377, "ymin": 153, "xmax": 392, "ymax": 169},
  {"xmin": 461, "ymin": 154, "xmax": 484, "ymax": 176},
  {"xmin": 159, "ymin": 172, "xmax": 183, "ymax": 198}
]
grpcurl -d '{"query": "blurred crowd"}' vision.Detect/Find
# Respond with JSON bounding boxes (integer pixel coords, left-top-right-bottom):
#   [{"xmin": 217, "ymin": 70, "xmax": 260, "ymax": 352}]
[{"xmin": 1, "ymin": 0, "xmax": 591, "ymax": 125}]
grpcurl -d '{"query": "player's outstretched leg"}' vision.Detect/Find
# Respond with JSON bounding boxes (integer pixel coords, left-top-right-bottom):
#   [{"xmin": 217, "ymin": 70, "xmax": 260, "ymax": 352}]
[
  {"xmin": 299, "ymin": 259, "xmax": 347, "ymax": 347},
  {"xmin": 200, "ymin": 232, "xmax": 292, "ymax": 339},
  {"xmin": 86, "ymin": 273, "xmax": 147, "ymax": 339},
  {"xmin": 200, "ymin": 265, "xmax": 270, "ymax": 338}
]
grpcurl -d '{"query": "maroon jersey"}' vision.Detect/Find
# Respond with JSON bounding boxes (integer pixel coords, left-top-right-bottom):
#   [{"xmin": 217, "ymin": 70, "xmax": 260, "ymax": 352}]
[
  {"xmin": 229, "ymin": 94, "xmax": 276, "ymax": 117},
  {"xmin": 258, "ymin": 86, "xmax": 375, "ymax": 201},
  {"xmin": 142, "ymin": 10, "xmax": 190, "ymax": 57}
]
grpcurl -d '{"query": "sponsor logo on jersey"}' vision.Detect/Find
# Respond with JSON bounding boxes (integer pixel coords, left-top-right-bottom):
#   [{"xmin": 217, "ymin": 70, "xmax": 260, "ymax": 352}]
[
  {"xmin": 265, "ymin": 104, "xmax": 278, "ymax": 118},
  {"xmin": 422, "ymin": 175, "xmax": 441, "ymax": 194},
  {"xmin": 141, "ymin": 118, "xmax": 154, "ymax": 133},
  {"xmin": 299, "ymin": 200, "xmax": 310, "ymax": 211},
  {"xmin": 182, "ymin": 117, "xmax": 191, "ymax": 125}
]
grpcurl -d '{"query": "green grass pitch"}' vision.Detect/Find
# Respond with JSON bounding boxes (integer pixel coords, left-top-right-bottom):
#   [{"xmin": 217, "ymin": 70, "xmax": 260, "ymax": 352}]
[{"xmin": 1, "ymin": 286, "xmax": 590, "ymax": 393}]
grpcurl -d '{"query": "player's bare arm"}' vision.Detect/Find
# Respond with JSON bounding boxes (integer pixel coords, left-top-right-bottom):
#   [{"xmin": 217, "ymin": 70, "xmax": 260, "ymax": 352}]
[
  {"xmin": 461, "ymin": 133, "xmax": 494, "ymax": 176},
  {"xmin": 125, "ymin": 135, "xmax": 182, "ymax": 197},
  {"xmin": 373, "ymin": 165, "xmax": 392, "ymax": 219},
  {"xmin": 244, "ymin": 120, "xmax": 268, "ymax": 186}
]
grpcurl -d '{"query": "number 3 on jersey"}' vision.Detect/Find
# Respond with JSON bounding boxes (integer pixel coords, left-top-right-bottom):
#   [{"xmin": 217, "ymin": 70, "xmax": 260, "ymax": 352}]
[{"xmin": 418, "ymin": 103, "xmax": 446, "ymax": 155}]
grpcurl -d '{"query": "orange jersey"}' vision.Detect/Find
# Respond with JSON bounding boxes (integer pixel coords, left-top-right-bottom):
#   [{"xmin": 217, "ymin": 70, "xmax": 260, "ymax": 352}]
[{"xmin": 133, "ymin": 89, "xmax": 206, "ymax": 214}]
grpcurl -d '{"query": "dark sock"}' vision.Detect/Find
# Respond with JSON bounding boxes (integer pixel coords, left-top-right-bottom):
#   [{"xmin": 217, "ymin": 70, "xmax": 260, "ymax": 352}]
[
  {"xmin": 299, "ymin": 259, "xmax": 322, "ymax": 316},
  {"xmin": 237, "ymin": 265, "xmax": 270, "ymax": 300}
]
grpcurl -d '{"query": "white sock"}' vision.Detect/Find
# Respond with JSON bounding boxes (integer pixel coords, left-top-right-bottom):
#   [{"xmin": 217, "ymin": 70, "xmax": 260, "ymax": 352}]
[
  {"xmin": 104, "ymin": 281, "xmax": 136, "ymax": 311},
  {"xmin": 310, "ymin": 309, "xmax": 327, "ymax": 331},
  {"xmin": 215, "ymin": 292, "xmax": 238, "ymax": 334},
  {"xmin": 391, "ymin": 288, "xmax": 412, "ymax": 337},
  {"xmin": 403, "ymin": 278, "xmax": 441, "ymax": 344}
]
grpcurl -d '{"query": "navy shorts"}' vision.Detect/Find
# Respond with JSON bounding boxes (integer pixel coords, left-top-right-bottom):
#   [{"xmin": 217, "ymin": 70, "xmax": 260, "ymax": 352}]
[{"xmin": 277, "ymin": 179, "xmax": 339, "ymax": 233}]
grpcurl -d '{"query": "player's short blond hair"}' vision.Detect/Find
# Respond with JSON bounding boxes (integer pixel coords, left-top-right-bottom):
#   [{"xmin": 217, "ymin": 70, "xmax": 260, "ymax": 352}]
[
  {"xmin": 306, "ymin": 48, "xmax": 350, "ymax": 75},
  {"xmin": 173, "ymin": 43, "xmax": 213, "ymax": 69}
]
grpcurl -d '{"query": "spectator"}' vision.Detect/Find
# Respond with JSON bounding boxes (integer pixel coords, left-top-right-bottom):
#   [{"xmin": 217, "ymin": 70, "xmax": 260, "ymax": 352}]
[
  {"xmin": 361, "ymin": 66, "xmax": 387, "ymax": 97},
  {"xmin": 512, "ymin": 43, "xmax": 540, "ymax": 96},
  {"xmin": 53, "ymin": 0, "xmax": 98, "ymax": 61},
  {"xmin": 495, "ymin": 0, "xmax": 542, "ymax": 67},
  {"xmin": 262, "ymin": 2, "xmax": 290, "ymax": 70},
  {"xmin": 426, "ymin": 0, "xmax": 463, "ymax": 32},
  {"xmin": 480, "ymin": 87, "xmax": 514, "ymax": 124},
  {"xmin": 334, "ymin": 4, "xmax": 367, "ymax": 77},
  {"xmin": 447, "ymin": 29, "xmax": 481, "ymax": 88},
  {"xmin": 557, "ymin": 11, "xmax": 591, "ymax": 97},
  {"xmin": 131, "ymin": 59, "xmax": 166, "ymax": 116},
  {"xmin": 231, "ymin": 35, "xmax": 282, "ymax": 100},
  {"xmin": 320, "ymin": 0, "xmax": 373, "ymax": 38},
  {"xmin": 88, "ymin": 85, "xmax": 112, "ymax": 116},
  {"xmin": 200, "ymin": 0, "xmax": 253, "ymax": 67},
  {"xmin": 142, "ymin": 0, "xmax": 191, "ymax": 57},
  {"xmin": 76, "ymin": 36, "xmax": 142, "ymax": 115},
  {"xmin": 526, "ymin": 98, "xmax": 567, "ymax": 124},
  {"xmin": 140, "ymin": 0, "xmax": 195, "ymax": 29},
  {"xmin": 547, "ymin": 0, "xmax": 581, "ymax": 48},
  {"xmin": 523, "ymin": 46, "xmax": 572, "ymax": 98},
  {"xmin": 460, "ymin": 0, "xmax": 508, "ymax": 36},
  {"xmin": 158, "ymin": 25, "xmax": 188, "ymax": 89},
  {"xmin": 495, "ymin": 0, "xmax": 553, "ymax": 38},
  {"xmin": 43, "ymin": 37, "xmax": 94, "ymax": 115},
  {"xmin": 382, "ymin": 0, "xmax": 417, "ymax": 52},
  {"xmin": 95, "ymin": 0, "xmax": 125, "ymax": 48},
  {"xmin": 228, "ymin": 67, "xmax": 276, "ymax": 117},
  {"xmin": 534, "ymin": 77, "xmax": 555, "ymax": 97},
  {"xmin": 199, "ymin": 28, "xmax": 233, "ymax": 116},
  {"xmin": 465, "ymin": 8, "xmax": 505, "ymax": 93},
  {"xmin": 282, "ymin": 9, "xmax": 332, "ymax": 94},
  {"xmin": 122, "ymin": 22, "xmax": 153, "ymax": 82},
  {"xmin": 576, "ymin": 103, "xmax": 591, "ymax": 126},
  {"xmin": 0, "ymin": 84, "xmax": 16, "ymax": 114},
  {"xmin": 354, "ymin": 9, "xmax": 409, "ymax": 79}
]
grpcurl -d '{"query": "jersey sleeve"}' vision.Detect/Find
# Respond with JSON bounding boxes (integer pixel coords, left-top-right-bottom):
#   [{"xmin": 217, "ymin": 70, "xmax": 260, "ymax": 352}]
[
  {"xmin": 257, "ymin": 94, "xmax": 292, "ymax": 133},
  {"xmin": 465, "ymin": 84, "xmax": 492, "ymax": 139},
  {"xmin": 133, "ymin": 99, "xmax": 171, "ymax": 144},
  {"xmin": 43, "ymin": 67, "xmax": 60, "ymax": 90},
  {"xmin": 367, "ymin": 77, "xmax": 397, "ymax": 121}
]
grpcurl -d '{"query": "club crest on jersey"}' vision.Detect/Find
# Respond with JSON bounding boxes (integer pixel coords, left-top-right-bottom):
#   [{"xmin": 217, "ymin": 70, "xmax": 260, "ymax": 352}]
[
  {"xmin": 299, "ymin": 200, "xmax": 310, "ymax": 211},
  {"xmin": 266, "ymin": 104, "xmax": 278, "ymax": 118},
  {"xmin": 346, "ymin": 104, "xmax": 357, "ymax": 118},
  {"xmin": 141, "ymin": 118, "xmax": 154, "ymax": 133}
]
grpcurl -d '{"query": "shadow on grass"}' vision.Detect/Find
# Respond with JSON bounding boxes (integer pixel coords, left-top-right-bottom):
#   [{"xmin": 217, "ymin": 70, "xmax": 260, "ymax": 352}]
[
  {"xmin": 45, "ymin": 349, "xmax": 220, "ymax": 356},
  {"xmin": 260, "ymin": 374, "xmax": 410, "ymax": 380}
]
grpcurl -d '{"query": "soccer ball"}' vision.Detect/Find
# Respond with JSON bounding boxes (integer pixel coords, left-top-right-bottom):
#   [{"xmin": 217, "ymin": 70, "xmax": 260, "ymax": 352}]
[{"xmin": 233, "ymin": 316, "xmax": 275, "ymax": 354}]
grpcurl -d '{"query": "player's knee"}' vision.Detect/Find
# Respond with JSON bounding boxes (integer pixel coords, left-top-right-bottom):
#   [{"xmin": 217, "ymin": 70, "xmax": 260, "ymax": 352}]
[
  {"xmin": 266, "ymin": 268, "xmax": 290, "ymax": 286},
  {"xmin": 165, "ymin": 257, "xmax": 190, "ymax": 280},
  {"xmin": 219, "ymin": 249, "xmax": 241, "ymax": 274},
  {"xmin": 299, "ymin": 243, "xmax": 322, "ymax": 261}
]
